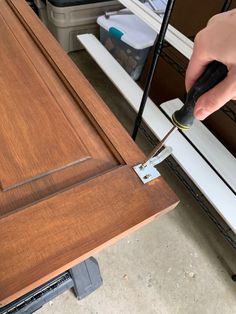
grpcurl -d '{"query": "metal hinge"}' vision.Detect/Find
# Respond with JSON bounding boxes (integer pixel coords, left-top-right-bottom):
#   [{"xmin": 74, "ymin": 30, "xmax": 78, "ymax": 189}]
[{"xmin": 133, "ymin": 146, "xmax": 172, "ymax": 184}]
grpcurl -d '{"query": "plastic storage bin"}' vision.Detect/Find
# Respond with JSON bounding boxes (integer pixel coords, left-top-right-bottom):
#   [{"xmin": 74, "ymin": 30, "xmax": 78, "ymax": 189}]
[
  {"xmin": 46, "ymin": 0, "xmax": 123, "ymax": 52},
  {"xmin": 97, "ymin": 12, "xmax": 157, "ymax": 80}
]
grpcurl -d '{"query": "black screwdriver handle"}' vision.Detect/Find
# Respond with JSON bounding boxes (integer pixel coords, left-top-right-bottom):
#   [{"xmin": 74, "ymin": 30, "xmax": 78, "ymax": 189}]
[{"xmin": 172, "ymin": 60, "xmax": 228, "ymax": 130}]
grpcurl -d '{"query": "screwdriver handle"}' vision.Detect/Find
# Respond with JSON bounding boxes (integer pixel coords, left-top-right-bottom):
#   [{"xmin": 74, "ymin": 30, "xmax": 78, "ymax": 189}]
[{"xmin": 172, "ymin": 60, "xmax": 228, "ymax": 130}]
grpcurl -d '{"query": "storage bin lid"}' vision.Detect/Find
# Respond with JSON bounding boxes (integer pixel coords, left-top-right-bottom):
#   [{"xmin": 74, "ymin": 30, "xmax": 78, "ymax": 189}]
[
  {"xmin": 48, "ymin": 0, "xmax": 112, "ymax": 6},
  {"xmin": 97, "ymin": 10, "xmax": 157, "ymax": 50}
]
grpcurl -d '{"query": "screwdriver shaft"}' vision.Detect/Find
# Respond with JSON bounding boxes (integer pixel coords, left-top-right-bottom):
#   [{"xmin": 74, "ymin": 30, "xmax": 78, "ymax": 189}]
[{"xmin": 141, "ymin": 126, "xmax": 177, "ymax": 168}]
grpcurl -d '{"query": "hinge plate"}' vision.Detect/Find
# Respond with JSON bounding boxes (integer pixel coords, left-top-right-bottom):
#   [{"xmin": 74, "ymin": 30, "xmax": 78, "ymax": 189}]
[{"xmin": 133, "ymin": 163, "xmax": 161, "ymax": 184}]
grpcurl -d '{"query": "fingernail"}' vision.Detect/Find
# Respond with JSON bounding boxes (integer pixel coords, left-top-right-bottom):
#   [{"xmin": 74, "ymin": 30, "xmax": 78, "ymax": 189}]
[{"xmin": 195, "ymin": 108, "xmax": 207, "ymax": 120}]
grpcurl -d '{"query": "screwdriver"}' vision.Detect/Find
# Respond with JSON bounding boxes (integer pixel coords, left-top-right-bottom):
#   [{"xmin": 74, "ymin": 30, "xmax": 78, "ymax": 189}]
[{"xmin": 141, "ymin": 61, "xmax": 228, "ymax": 168}]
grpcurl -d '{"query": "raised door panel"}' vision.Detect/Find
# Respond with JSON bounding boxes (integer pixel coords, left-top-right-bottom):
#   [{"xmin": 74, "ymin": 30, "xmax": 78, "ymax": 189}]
[
  {"xmin": 0, "ymin": 13, "xmax": 89, "ymax": 190},
  {"xmin": 0, "ymin": 0, "xmax": 179, "ymax": 307},
  {"xmin": 0, "ymin": 1, "xmax": 120, "ymax": 216}
]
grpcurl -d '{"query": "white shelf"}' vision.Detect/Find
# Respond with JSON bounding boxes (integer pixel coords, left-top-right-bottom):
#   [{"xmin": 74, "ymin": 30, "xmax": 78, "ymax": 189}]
[{"xmin": 161, "ymin": 99, "xmax": 236, "ymax": 193}]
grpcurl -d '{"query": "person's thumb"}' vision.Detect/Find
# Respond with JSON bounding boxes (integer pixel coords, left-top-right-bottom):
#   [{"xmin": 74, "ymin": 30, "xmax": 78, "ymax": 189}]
[{"xmin": 194, "ymin": 70, "xmax": 236, "ymax": 120}]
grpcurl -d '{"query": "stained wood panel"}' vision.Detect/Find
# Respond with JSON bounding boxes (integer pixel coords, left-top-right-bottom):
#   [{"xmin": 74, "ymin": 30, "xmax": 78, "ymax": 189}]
[
  {"xmin": 0, "ymin": 13, "xmax": 90, "ymax": 191},
  {"xmin": 0, "ymin": 1, "xmax": 120, "ymax": 216},
  {"xmin": 0, "ymin": 0, "xmax": 178, "ymax": 307},
  {"xmin": 0, "ymin": 167, "xmax": 177, "ymax": 305}
]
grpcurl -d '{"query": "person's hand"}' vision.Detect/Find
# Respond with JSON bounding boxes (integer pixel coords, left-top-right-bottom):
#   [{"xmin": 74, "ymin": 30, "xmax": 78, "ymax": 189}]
[{"xmin": 185, "ymin": 9, "xmax": 236, "ymax": 120}]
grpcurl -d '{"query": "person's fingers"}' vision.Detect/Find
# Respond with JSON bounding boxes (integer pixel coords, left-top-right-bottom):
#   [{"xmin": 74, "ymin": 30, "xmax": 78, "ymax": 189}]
[
  {"xmin": 208, "ymin": 8, "xmax": 236, "ymax": 25},
  {"xmin": 194, "ymin": 69, "xmax": 236, "ymax": 120},
  {"xmin": 185, "ymin": 55, "xmax": 208, "ymax": 91},
  {"xmin": 208, "ymin": 12, "xmax": 230, "ymax": 25},
  {"xmin": 185, "ymin": 33, "xmax": 211, "ymax": 91}
]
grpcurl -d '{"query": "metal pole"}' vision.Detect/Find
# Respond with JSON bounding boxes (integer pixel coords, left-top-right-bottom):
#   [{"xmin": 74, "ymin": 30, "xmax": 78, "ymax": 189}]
[
  {"xmin": 132, "ymin": 0, "xmax": 176, "ymax": 140},
  {"xmin": 221, "ymin": 0, "xmax": 232, "ymax": 12}
]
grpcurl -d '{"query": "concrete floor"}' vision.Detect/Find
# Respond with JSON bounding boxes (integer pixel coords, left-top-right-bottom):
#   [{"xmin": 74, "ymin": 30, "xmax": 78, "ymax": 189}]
[{"xmin": 38, "ymin": 50, "xmax": 236, "ymax": 314}]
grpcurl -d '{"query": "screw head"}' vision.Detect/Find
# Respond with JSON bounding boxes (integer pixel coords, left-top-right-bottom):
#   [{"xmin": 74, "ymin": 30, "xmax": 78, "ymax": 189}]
[{"xmin": 143, "ymin": 174, "xmax": 151, "ymax": 180}]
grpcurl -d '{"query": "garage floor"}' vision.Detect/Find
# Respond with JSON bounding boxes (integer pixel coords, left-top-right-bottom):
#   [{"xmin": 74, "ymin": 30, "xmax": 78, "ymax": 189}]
[{"xmin": 38, "ymin": 50, "xmax": 236, "ymax": 314}]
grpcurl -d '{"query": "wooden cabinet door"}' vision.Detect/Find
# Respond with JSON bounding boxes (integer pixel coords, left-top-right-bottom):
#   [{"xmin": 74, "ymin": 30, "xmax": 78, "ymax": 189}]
[{"xmin": 0, "ymin": 0, "xmax": 178, "ymax": 307}]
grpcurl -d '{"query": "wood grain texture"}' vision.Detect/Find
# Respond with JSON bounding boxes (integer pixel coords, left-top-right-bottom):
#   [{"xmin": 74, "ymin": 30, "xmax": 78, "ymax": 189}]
[
  {"xmin": 0, "ymin": 2, "xmax": 119, "ymax": 216},
  {"xmin": 0, "ymin": 167, "xmax": 178, "ymax": 305},
  {"xmin": 0, "ymin": 14, "xmax": 90, "ymax": 190},
  {"xmin": 0, "ymin": 0, "xmax": 179, "ymax": 306},
  {"xmin": 6, "ymin": 0, "xmax": 144, "ymax": 166}
]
